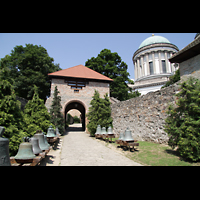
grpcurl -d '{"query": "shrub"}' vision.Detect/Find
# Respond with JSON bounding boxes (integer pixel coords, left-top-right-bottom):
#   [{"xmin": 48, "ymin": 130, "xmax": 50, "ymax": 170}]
[
  {"xmin": 87, "ymin": 90, "xmax": 113, "ymax": 136},
  {"xmin": 165, "ymin": 77, "xmax": 200, "ymax": 161},
  {"xmin": 23, "ymin": 85, "xmax": 53, "ymax": 137},
  {"xmin": 0, "ymin": 79, "xmax": 26, "ymax": 156},
  {"xmin": 49, "ymin": 86, "xmax": 65, "ymax": 135},
  {"xmin": 73, "ymin": 116, "xmax": 80, "ymax": 123}
]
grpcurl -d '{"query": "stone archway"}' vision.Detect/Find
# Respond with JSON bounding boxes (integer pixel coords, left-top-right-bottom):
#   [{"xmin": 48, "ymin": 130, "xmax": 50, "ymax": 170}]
[{"xmin": 64, "ymin": 100, "xmax": 86, "ymax": 131}]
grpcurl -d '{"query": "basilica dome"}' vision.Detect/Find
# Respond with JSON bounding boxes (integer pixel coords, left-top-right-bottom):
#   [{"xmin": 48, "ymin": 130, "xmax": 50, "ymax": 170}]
[
  {"xmin": 131, "ymin": 34, "xmax": 179, "ymax": 95},
  {"xmin": 139, "ymin": 35, "xmax": 171, "ymax": 49}
]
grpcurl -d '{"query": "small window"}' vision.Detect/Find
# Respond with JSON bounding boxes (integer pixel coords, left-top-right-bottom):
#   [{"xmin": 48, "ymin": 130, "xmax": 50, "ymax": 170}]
[{"xmin": 74, "ymin": 90, "xmax": 79, "ymax": 93}]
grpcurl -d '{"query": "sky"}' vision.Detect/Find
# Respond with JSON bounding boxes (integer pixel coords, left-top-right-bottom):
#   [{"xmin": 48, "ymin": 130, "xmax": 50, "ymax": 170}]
[{"xmin": 0, "ymin": 33, "xmax": 195, "ymax": 80}]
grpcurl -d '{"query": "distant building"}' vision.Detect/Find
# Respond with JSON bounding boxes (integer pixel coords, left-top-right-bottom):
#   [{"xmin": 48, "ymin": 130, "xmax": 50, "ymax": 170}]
[
  {"xmin": 169, "ymin": 33, "xmax": 200, "ymax": 81},
  {"xmin": 129, "ymin": 34, "xmax": 179, "ymax": 95}
]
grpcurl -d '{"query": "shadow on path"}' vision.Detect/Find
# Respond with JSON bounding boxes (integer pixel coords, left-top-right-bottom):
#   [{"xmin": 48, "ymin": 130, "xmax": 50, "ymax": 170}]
[{"xmin": 63, "ymin": 124, "xmax": 83, "ymax": 136}]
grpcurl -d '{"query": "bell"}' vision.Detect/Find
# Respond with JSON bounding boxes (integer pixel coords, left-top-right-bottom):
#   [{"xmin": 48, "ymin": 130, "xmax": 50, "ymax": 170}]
[
  {"xmin": 95, "ymin": 125, "xmax": 101, "ymax": 135},
  {"xmin": 101, "ymin": 127, "xmax": 107, "ymax": 135},
  {"xmin": 107, "ymin": 126, "xmax": 113, "ymax": 135},
  {"xmin": 34, "ymin": 133, "xmax": 49, "ymax": 151},
  {"xmin": 118, "ymin": 132, "xmax": 125, "ymax": 140},
  {"xmin": 47, "ymin": 125, "xmax": 56, "ymax": 138},
  {"xmin": 56, "ymin": 127, "xmax": 61, "ymax": 136},
  {"xmin": 123, "ymin": 128, "xmax": 134, "ymax": 141},
  {"xmin": 14, "ymin": 142, "xmax": 36, "ymax": 160},
  {"xmin": 0, "ymin": 126, "xmax": 11, "ymax": 166},
  {"xmin": 43, "ymin": 133, "xmax": 50, "ymax": 147},
  {"xmin": 29, "ymin": 137, "xmax": 43, "ymax": 155}
]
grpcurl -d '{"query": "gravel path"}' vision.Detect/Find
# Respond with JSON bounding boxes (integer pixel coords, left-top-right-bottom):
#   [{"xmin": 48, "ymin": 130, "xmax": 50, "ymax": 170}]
[{"xmin": 60, "ymin": 124, "xmax": 142, "ymax": 166}]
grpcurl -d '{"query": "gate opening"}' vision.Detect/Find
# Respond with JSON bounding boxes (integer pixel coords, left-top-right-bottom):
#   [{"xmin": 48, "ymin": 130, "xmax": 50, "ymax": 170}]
[{"xmin": 64, "ymin": 101, "xmax": 86, "ymax": 131}]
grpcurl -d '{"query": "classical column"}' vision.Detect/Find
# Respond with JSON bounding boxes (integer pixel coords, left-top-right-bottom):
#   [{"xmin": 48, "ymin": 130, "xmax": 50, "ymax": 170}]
[
  {"xmin": 170, "ymin": 52, "xmax": 175, "ymax": 72},
  {"xmin": 141, "ymin": 56, "xmax": 144, "ymax": 77},
  {"xmin": 152, "ymin": 51, "xmax": 156, "ymax": 75},
  {"xmin": 134, "ymin": 61, "xmax": 138, "ymax": 80},
  {"xmin": 137, "ymin": 58, "xmax": 140, "ymax": 78},
  {"xmin": 165, "ymin": 51, "xmax": 170, "ymax": 73},
  {"xmin": 146, "ymin": 53, "xmax": 149, "ymax": 75},
  {"xmin": 158, "ymin": 51, "xmax": 162, "ymax": 73}
]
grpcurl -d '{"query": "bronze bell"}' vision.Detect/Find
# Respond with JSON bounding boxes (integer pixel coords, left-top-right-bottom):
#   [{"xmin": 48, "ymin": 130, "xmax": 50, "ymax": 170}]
[
  {"xmin": 29, "ymin": 137, "xmax": 43, "ymax": 155},
  {"xmin": 123, "ymin": 128, "xmax": 134, "ymax": 141},
  {"xmin": 101, "ymin": 127, "xmax": 107, "ymax": 135},
  {"xmin": 14, "ymin": 142, "xmax": 36, "ymax": 160},
  {"xmin": 47, "ymin": 125, "xmax": 56, "ymax": 138},
  {"xmin": 34, "ymin": 133, "xmax": 49, "ymax": 151},
  {"xmin": 42, "ymin": 132, "xmax": 50, "ymax": 147},
  {"xmin": 56, "ymin": 127, "xmax": 61, "ymax": 136},
  {"xmin": 0, "ymin": 126, "xmax": 11, "ymax": 166},
  {"xmin": 107, "ymin": 126, "xmax": 113, "ymax": 135},
  {"xmin": 118, "ymin": 132, "xmax": 125, "ymax": 140},
  {"xmin": 95, "ymin": 125, "xmax": 101, "ymax": 135}
]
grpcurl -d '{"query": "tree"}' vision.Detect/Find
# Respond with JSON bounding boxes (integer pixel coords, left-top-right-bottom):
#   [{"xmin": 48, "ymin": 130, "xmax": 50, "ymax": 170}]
[
  {"xmin": 0, "ymin": 77, "xmax": 26, "ymax": 156},
  {"xmin": 162, "ymin": 69, "xmax": 180, "ymax": 88},
  {"xmin": 49, "ymin": 86, "xmax": 65, "ymax": 135},
  {"xmin": 85, "ymin": 49, "xmax": 135, "ymax": 101},
  {"xmin": 0, "ymin": 44, "xmax": 61, "ymax": 101},
  {"xmin": 165, "ymin": 77, "xmax": 200, "ymax": 161},
  {"xmin": 23, "ymin": 85, "xmax": 53, "ymax": 137},
  {"xmin": 87, "ymin": 90, "xmax": 113, "ymax": 136}
]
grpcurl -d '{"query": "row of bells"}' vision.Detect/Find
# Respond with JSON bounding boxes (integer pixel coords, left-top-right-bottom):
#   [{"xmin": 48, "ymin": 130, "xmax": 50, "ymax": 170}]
[
  {"xmin": 95, "ymin": 125, "xmax": 114, "ymax": 135},
  {"xmin": 0, "ymin": 125, "xmax": 59, "ymax": 166}
]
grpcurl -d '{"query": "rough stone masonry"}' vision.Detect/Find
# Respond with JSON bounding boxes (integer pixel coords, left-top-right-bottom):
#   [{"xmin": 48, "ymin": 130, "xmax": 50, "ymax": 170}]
[{"xmin": 111, "ymin": 82, "xmax": 181, "ymax": 144}]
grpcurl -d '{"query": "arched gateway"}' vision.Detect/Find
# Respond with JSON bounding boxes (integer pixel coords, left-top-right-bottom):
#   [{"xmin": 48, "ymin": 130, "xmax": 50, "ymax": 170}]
[{"xmin": 45, "ymin": 65, "xmax": 113, "ymax": 131}]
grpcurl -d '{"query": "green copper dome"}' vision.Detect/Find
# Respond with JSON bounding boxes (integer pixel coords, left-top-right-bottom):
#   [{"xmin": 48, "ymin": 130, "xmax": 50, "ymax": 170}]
[{"xmin": 139, "ymin": 35, "xmax": 171, "ymax": 49}]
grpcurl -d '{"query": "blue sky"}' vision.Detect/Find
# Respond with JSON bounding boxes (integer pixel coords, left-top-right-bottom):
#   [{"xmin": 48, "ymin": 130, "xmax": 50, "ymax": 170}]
[{"xmin": 0, "ymin": 33, "xmax": 195, "ymax": 80}]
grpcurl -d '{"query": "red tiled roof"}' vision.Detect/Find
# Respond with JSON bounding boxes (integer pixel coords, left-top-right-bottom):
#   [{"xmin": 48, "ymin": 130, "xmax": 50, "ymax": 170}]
[{"xmin": 48, "ymin": 65, "xmax": 113, "ymax": 82}]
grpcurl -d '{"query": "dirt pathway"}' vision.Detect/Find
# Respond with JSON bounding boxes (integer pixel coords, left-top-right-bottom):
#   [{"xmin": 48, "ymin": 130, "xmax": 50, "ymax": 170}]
[{"xmin": 60, "ymin": 124, "xmax": 142, "ymax": 166}]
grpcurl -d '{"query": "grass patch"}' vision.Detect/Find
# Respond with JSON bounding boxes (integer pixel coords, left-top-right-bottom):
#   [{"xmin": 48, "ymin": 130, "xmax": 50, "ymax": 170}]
[{"xmin": 110, "ymin": 139, "xmax": 200, "ymax": 166}]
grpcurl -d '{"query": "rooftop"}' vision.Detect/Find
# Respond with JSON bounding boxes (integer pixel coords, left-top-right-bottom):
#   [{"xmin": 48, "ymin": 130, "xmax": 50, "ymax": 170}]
[
  {"xmin": 48, "ymin": 64, "xmax": 113, "ymax": 82},
  {"xmin": 169, "ymin": 36, "xmax": 200, "ymax": 63}
]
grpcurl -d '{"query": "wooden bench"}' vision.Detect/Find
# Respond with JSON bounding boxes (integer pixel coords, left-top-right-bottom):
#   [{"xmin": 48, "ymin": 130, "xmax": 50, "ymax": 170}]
[
  {"xmin": 115, "ymin": 140, "xmax": 139, "ymax": 151},
  {"xmin": 47, "ymin": 136, "xmax": 59, "ymax": 144}
]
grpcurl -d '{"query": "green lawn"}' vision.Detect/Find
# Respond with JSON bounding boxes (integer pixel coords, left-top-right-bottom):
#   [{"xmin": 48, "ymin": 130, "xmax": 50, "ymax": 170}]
[{"xmin": 110, "ymin": 138, "xmax": 200, "ymax": 166}]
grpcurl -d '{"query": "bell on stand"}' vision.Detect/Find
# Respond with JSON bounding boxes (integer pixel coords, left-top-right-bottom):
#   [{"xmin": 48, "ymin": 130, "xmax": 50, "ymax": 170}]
[
  {"xmin": 123, "ymin": 128, "xmax": 134, "ymax": 142},
  {"xmin": 101, "ymin": 127, "xmax": 107, "ymax": 135},
  {"xmin": 29, "ymin": 137, "xmax": 43, "ymax": 155},
  {"xmin": 0, "ymin": 126, "xmax": 11, "ymax": 166},
  {"xmin": 14, "ymin": 137, "xmax": 36, "ymax": 163},
  {"xmin": 34, "ymin": 133, "xmax": 49, "ymax": 151},
  {"xmin": 42, "ymin": 132, "xmax": 50, "ymax": 147},
  {"xmin": 118, "ymin": 132, "xmax": 125, "ymax": 141},
  {"xmin": 47, "ymin": 125, "xmax": 56, "ymax": 138},
  {"xmin": 107, "ymin": 127, "xmax": 113, "ymax": 135},
  {"xmin": 95, "ymin": 125, "xmax": 101, "ymax": 135}
]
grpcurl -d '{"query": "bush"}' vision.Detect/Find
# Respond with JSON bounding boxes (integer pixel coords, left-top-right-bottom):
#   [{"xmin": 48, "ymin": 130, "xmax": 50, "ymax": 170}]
[
  {"xmin": 49, "ymin": 86, "xmax": 65, "ymax": 135},
  {"xmin": 23, "ymin": 85, "xmax": 53, "ymax": 137},
  {"xmin": 73, "ymin": 116, "xmax": 80, "ymax": 123},
  {"xmin": 0, "ymin": 79, "xmax": 26, "ymax": 156},
  {"xmin": 165, "ymin": 77, "xmax": 200, "ymax": 161},
  {"xmin": 87, "ymin": 90, "xmax": 113, "ymax": 136}
]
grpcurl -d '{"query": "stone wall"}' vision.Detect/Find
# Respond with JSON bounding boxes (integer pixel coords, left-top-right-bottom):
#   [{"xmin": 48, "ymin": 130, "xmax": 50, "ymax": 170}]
[{"xmin": 111, "ymin": 82, "xmax": 181, "ymax": 144}]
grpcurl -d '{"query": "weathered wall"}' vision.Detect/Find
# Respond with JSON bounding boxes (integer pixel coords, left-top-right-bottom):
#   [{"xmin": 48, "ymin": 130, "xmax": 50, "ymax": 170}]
[
  {"xmin": 180, "ymin": 54, "xmax": 200, "ymax": 81},
  {"xmin": 111, "ymin": 82, "xmax": 181, "ymax": 144}
]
